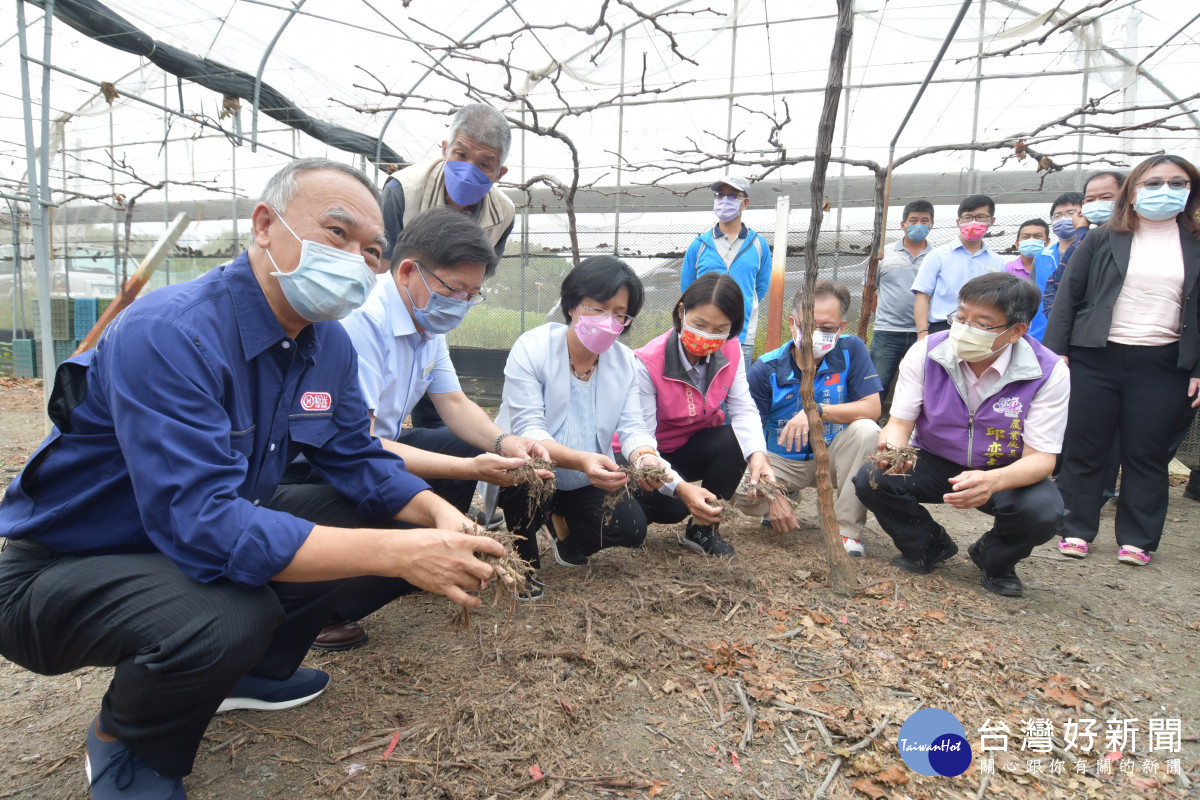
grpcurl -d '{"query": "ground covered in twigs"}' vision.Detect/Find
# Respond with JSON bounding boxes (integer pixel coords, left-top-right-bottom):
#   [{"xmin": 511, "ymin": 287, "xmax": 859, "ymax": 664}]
[{"xmin": 1, "ymin": 377, "xmax": 1198, "ymax": 800}]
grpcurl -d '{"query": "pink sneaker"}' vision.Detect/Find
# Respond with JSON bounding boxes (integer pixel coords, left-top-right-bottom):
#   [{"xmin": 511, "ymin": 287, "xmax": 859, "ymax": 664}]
[
  {"xmin": 1057, "ymin": 539, "xmax": 1088, "ymax": 559},
  {"xmin": 1117, "ymin": 546, "xmax": 1151, "ymax": 566}
]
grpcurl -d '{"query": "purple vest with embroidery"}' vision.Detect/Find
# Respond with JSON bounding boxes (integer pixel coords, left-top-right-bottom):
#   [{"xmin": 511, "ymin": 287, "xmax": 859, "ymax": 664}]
[{"xmin": 912, "ymin": 331, "xmax": 1060, "ymax": 469}]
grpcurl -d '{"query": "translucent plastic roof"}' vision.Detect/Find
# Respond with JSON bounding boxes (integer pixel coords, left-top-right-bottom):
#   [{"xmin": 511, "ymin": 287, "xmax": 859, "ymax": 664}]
[{"xmin": 2, "ymin": 0, "xmax": 1197, "ymax": 221}]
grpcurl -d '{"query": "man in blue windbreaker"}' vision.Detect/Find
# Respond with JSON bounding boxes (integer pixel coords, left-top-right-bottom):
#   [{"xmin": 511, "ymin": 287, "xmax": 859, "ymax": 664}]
[{"xmin": 681, "ymin": 174, "xmax": 772, "ymax": 364}]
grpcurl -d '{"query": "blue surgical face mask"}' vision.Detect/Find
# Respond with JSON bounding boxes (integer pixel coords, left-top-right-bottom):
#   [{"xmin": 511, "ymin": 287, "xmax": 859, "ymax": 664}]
[
  {"xmin": 1051, "ymin": 217, "xmax": 1078, "ymax": 241},
  {"xmin": 267, "ymin": 209, "xmax": 377, "ymax": 322},
  {"xmin": 904, "ymin": 223, "xmax": 930, "ymax": 243},
  {"xmin": 1017, "ymin": 239, "xmax": 1045, "ymax": 258},
  {"xmin": 443, "ymin": 160, "xmax": 494, "ymax": 207},
  {"xmin": 1135, "ymin": 185, "xmax": 1189, "ymax": 222},
  {"xmin": 403, "ymin": 265, "xmax": 472, "ymax": 335},
  {"xmin": 1080, "ymin": 199, "xmax": 1114, "ymax": 225}
]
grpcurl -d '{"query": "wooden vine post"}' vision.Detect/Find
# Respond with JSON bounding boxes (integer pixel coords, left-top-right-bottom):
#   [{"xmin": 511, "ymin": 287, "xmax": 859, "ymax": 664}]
[{"xmin": 797, "ymin": 0, "xmax": 858, "ymax": 596}]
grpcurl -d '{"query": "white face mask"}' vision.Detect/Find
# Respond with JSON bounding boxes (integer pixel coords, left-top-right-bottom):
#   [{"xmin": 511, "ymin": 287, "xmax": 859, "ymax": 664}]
[
  {"xmin": 794, "ymin": 328, "xmax": 839, "ymax": 356},
  {"xmin": 948, "ymin": 320, "xmax": 1012, "ymax": 362}
]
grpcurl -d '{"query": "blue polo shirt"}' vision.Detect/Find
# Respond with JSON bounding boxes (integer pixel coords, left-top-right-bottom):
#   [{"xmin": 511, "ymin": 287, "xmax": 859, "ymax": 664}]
[
  {"xmin": 747, "ymin": 336, "xmax": 882, "ymax": 461},
  {"xmin": 910, "ymin": 239, "xmax": 1006, "ymax": 324},
  {"xmin": 0, "ymin": 252, "xmax": 429, "ymax": 587}
]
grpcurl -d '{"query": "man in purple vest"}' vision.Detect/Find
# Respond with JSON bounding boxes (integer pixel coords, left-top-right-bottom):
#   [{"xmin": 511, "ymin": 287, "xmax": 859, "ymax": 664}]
[{"xmin": 853, "ymin": 273, "xmax": 1070, "ymax": 597}]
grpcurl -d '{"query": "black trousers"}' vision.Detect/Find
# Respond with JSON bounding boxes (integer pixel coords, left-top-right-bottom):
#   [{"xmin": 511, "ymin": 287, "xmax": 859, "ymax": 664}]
[
  {"xmin": 1057, "ymin": 343, "xmax": 1196, "ymax": 550},
  {"xmin": 0, "ymin": 524, "xmax": 416, "ymax": 777},
  {"xmin": 394, "ymin": 427, "xmax": 482, "ymax": 513},
  {"xmin": 409, "ymin": 392, "xmax": 447, "ymax": 430},
  {"xmin": 634, "ymin": 425, "xmax": 746, "ymax": 525},
  {"xmin": 853, "ymin": 449, "xmax": 1064, "ymax": 575},
  {"xmin": 280, "ymin": 428, "xmax": 480, "ymax": 515},
  {"xmin": 497, "ymin": 482, "xmax": 647, "ymax": 570}
]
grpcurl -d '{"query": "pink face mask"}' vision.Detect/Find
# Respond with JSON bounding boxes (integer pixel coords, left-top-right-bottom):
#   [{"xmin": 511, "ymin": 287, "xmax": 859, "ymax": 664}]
[
  {"xmin": 959, "ymin": 222, "xmax": 990, "ymax": 242},
  {"xmin": 574, "ymin": 312, "xmax": 624, "ymax": 354}
]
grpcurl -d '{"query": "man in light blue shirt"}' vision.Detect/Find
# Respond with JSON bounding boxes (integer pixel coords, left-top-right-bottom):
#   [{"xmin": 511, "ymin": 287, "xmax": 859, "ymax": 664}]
[
  {"xmin": 870, "ymin": 199, "xmax": 933, "ymax": 399},
  {"xmin": 911, "ymin": 194, "xmax": 1005, "ymax": 340},
  {"xmin": 310, "ymin": 209, "xmax": 551, "ymax": 645}
]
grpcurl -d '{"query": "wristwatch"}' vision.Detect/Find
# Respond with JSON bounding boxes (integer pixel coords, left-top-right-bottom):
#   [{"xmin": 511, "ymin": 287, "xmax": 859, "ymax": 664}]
[{"xmin": 494, "ymin": 432, "xmax": 512, "ymax": 454}]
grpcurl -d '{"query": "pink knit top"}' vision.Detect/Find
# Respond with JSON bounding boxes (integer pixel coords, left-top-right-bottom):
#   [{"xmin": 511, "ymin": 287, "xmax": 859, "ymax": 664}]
[{"xmin": 1108, "ymin": 218, "xmax": 1184, "ymax": 346}]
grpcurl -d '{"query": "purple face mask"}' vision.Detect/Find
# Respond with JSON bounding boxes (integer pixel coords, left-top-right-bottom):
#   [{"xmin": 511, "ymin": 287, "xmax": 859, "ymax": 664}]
[
  {"xmin": 443, "ymin": 160, "xmax": 494, "ymax": 207},
  {"xmin": 573, "ymin": 312, "xmax": 624, "ymax": 354}
]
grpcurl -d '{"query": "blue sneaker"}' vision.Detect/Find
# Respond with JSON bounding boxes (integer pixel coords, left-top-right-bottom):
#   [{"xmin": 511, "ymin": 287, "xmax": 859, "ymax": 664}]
[
  {"xmin": 85, "ymin": 715, "xmax": 185, "ymax": 799},
  {"xmin": 216, "ymin": 667, "xmax": 330, "ymax": 713}
]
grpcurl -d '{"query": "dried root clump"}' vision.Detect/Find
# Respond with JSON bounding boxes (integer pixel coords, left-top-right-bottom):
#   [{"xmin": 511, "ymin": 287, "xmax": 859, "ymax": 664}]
[
  {"xmin": 455, "ymin": 524, "xmax": 533, "ymax": 628},
  {"xmin": 599, "ymin": 463, "xmax": 673, "ymax": 525},
  {"xmin": 863, "ymin": 444, "xmax": 919, "ymax": 488},
  {"xmin": 743, "ymin": 477, "xmax": 794, "ymax": 502},
  {"xmin": 507, "ymin": 457, "xmax": 557, "ymax": 517}
]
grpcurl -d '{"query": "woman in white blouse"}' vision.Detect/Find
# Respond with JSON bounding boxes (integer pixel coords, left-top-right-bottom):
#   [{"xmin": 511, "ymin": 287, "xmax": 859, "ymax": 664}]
[
  {"xmin": 491, "ymin": 256, "xmax": 669, "ymax": 598},
  {"xmin": 626, "ymin": 273, "xmax": 776, "ymax": 558},
  {"xmin": 1046, "ymin": 155, "xmax": 1200, "ymax": 566}
]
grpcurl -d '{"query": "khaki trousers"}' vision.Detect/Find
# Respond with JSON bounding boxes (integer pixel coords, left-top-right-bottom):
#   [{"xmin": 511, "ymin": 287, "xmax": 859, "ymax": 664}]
[{"xmin": 738, "ymin": 418, "xmax": 880, "ymax": 539}]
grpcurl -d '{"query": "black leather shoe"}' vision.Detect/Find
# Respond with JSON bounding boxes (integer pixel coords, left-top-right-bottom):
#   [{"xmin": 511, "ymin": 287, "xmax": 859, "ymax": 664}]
[
  {"xmin": 890, "ymin": 537, "xmax": 958, "ymax": 575},
  {"xmin": 968, "ymin": 540, "xmax": 1025, "ymax": 597},
  {"xmin": 311, "ymin": 621, "xmax": 369, "ymax": 651}
]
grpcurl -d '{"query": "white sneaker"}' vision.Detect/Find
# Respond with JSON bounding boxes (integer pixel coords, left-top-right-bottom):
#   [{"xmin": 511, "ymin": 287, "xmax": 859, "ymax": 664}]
[{"xmin": 842, "ymin": 536, "xmax": 865, "ymax": 557}]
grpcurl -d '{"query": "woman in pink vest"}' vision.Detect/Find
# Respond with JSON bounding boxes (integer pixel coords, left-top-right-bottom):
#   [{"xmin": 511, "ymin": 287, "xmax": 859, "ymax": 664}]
[{"xmin": 629, "ymin": 273, "xmax": 775, "ymax": 557}]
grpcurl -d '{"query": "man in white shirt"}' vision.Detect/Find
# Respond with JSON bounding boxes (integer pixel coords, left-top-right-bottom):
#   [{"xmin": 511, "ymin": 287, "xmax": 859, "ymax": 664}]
[
  {"xmin": 311, "ymin": 208, "xmax": 549, "ymax": 646},
  {"xmin": 853, "ymin": 273, "xmax": 1070, "ymax": 598}
]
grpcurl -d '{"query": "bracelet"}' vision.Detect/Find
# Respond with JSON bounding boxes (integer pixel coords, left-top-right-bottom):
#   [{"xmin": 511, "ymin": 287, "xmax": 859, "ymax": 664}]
[
  {"xmin": 816, "ymin": 403, "xmax": 823, "ymax": 419},
  {"xmin": 494, "ymin": 432, "xmax": 512, "ymax": 454},
  {"xmin": 917, "ymin": 329, "xmax": 929, "ymax": 334},
  {"xmin": 635, "ymin": 452, "xmax": 657, "ymax": 469}
]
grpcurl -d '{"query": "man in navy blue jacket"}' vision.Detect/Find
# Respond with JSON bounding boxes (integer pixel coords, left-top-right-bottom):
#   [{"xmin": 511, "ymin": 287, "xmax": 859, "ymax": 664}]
[{"xmin": 0, "ymin": 159, "xmax": 503, "ymax": 800}]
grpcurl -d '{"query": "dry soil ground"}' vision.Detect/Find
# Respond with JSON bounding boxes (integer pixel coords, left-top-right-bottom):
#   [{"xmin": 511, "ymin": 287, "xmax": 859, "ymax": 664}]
[{"xmin": 1, "ymin": 377, "xmax": 1197, "ymax": 800}]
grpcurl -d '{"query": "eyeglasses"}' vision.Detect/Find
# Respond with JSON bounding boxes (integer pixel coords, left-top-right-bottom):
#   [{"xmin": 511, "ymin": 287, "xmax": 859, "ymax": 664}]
[
  {"xmin": 948, "ymin": 313, "xmax": 1009, "ymax": 332},
  {"xmin": 1138, "ymin": 178, "xmax": 1191, "ymax": 191},
  {"xmin": 1050, "ymin": 210, "xmax": 1078, "ymax": 221},
  {"xmin": 415, "ymin": 261, "xmax": 485, "ymax": 305},
  {"xmin": 957, "ymin": 214, "xmax": 994, "ymax": 224},
  {"xmin": 580, "ymin": 304, "xmax": 633, "ymax": 327}
]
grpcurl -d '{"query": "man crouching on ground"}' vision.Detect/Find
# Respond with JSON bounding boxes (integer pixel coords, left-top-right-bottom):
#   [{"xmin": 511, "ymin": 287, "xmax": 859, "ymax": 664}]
[
  {"xmin": 852, "ymin": 272, "xmax": 1069, "ymax": 597},
  {"xmin": 0, "ymin": 157, "xmax": 503, "ymax": 799}
]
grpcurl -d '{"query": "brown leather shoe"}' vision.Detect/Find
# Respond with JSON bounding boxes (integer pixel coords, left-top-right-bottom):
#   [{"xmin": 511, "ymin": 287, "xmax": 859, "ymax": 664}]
[{"xmin": 310, "ymin": 621, "xmax": 368, "ymax": 651}]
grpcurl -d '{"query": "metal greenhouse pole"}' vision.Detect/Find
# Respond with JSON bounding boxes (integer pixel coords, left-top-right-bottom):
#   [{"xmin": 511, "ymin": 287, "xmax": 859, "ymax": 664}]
[{"xmin": 17, "ymin": 0, "xmax": 57, "ymax": 414}]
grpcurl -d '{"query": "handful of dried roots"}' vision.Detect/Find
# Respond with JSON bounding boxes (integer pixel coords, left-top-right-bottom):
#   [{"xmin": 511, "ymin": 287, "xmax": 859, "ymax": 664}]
[
  {"xmin": 863, "ymin": 444, "xmax": 919, "ymax": 488},
  {"xmin": 454, "ymin": 524, "xmax": 533, "ymax": 628},
  {"xmin": 599, "ymin": 462, "xmax": 673, "ymax": 525},
  {"xmin": 506, "ymin": 457, "xmax": 557, "ymax": 516}
]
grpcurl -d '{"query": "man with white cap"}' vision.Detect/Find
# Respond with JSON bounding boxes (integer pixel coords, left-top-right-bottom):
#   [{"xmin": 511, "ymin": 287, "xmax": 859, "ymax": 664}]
[{"xmin": 681, "ymin": 175, "xmax": 773, "ymax": 365}]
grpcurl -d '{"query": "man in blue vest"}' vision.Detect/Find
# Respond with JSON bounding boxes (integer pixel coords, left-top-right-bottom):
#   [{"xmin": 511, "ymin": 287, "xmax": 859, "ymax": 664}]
[
  {"xmin": 680, "ymin": 174, "xmax": 772, "ymax": 364},
  {"xmin": 738, "ymin": 282, "xmax": 882, "ymax": 556},
  {"xmin": 853, "ymin": 273, "xmax": 1070, "ymax": 597}
]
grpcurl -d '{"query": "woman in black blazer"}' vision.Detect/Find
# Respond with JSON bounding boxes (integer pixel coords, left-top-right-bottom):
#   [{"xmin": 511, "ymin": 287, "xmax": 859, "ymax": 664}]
[{"xmin": 1044, "ymin": 154, "xmax": 1200, "ymax": 566}]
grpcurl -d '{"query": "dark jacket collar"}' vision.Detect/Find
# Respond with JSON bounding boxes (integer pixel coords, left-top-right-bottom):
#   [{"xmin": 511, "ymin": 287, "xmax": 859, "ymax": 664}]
[{"xmin": 225, "ymin": 251, "xmax": 321, "ymax": 362}]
